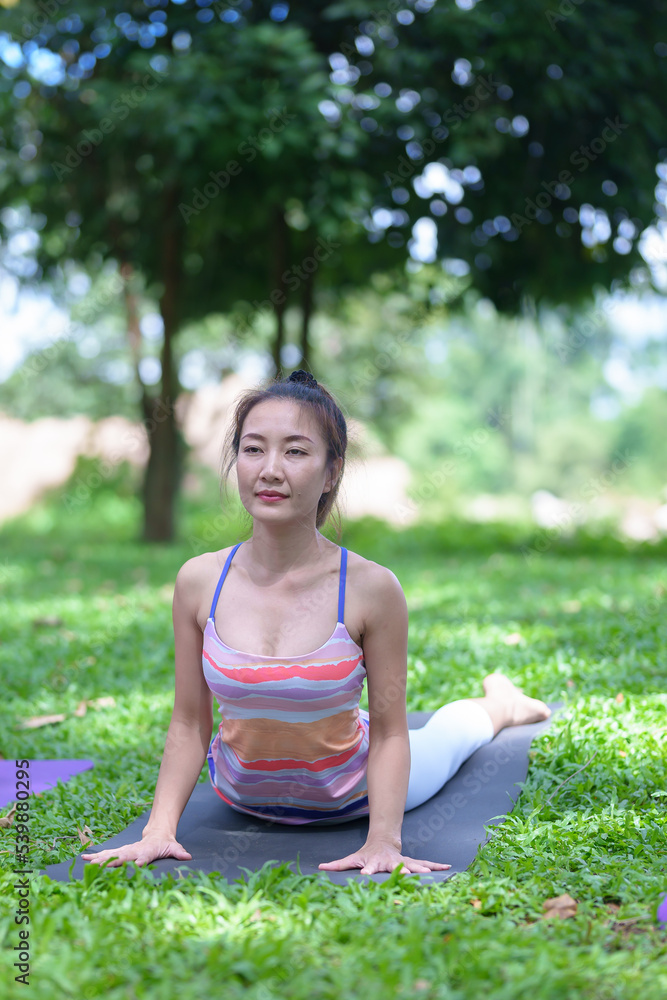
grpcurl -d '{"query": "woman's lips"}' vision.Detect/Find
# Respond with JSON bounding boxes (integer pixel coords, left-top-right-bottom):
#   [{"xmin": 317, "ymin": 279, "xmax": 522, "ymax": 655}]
[{"xmin": 257, "ymin": 493, "xmax": 287, "ymax": 502}]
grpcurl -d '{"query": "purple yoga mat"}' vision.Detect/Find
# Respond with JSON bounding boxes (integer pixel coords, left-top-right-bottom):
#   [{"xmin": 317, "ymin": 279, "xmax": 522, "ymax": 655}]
[{"xmin": 0, "ymin": 760, "xmax": 94, "ymax": 809}]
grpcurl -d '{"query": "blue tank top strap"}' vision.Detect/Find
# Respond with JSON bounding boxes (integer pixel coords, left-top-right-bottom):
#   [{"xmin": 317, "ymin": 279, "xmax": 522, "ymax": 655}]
[
  {"xmin": 337, "ymin": 546, "xmax": 347, "ymax": 624},
  {"xmin": 209, "ymin": 542, "xmax": 243, "ymax": 620}
]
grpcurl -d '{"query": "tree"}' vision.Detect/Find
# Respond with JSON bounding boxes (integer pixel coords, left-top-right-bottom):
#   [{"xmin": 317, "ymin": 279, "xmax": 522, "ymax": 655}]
[
  {"xmin": 1, "ymin": 0, "xmax": 665, "ymax": 539},
  {"xmin": 312, "ymin": 0, "xmax": 666, "ymax": 311},
  {"xmin": 0, "ymin": 2, "xmax": 394, "ymax": 538}
]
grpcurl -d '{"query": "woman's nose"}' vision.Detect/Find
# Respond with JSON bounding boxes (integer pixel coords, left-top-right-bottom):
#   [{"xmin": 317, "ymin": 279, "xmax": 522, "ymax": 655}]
[{"xmin": 260, "ymin": 450, "xmax": 283, "ymax": 477}]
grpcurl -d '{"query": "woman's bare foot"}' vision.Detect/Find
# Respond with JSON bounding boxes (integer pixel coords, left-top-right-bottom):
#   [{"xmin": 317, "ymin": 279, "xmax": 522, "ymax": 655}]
[{"xmin": 481, "ymin": 672, "xmax": 551, "ymax": 729}]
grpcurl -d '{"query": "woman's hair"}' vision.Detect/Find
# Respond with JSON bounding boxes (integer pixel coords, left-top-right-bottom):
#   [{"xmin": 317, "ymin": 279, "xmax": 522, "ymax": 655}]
[{"xmin": 220, "ymin": 371, "xmax": 348, "ymax": 539}]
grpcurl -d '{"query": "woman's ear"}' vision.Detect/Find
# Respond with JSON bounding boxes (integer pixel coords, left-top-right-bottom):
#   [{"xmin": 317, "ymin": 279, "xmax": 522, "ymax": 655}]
[{"xmin": 325, "ymin": 456, "xmax": 343, "ymax": 493}]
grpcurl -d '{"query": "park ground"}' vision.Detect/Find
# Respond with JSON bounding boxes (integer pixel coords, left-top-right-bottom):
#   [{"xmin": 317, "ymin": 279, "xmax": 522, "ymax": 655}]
[{"xmin": 0, "ymin": 474, "xmax": 665, "ymax": 999}]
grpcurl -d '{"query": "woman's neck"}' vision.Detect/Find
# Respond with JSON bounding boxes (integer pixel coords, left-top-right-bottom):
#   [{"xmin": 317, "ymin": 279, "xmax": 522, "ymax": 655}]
[{"xmin": 242, "ymin": 524, "xmax": 334, "ymax": 579}]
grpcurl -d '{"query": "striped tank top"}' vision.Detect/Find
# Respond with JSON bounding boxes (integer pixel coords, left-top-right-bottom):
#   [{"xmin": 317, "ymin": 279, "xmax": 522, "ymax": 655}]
[{"xmin": 203, "ymin": 542, "xmax": 370, "ymax": 825}]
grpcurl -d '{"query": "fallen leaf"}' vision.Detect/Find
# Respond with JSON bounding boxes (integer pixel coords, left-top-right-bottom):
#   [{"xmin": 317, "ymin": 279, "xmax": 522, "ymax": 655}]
[
  {"xmin": 470, "ymin": 898, "xmax": 482, "ymax": 910},
  {"xmin": 414, "ymin": 981, "xmax": 431, "ymax": 991},
  {"xmin": 615, "ymin": 693, "xmax": 624, "ymax": 703},
  {"xmin": 87, "ymin": 696, "xmax": 116, "ymax": 710},
  {"xmin": 0, "ymin": 805, "xmax": 17, "ymax": 828},
  {"xmin": 393, "ymin": 899, "xmax": 404, "ymax": 906},
  {"xmin": 619, "ymin": 751, "xmax": 627, "ymax": 757},
  {"xmin": 32, "ymin": 616, "xmax": 64, "ymax": 628},
  {"xmin": 77, "ymin": 824, "xmax": 94, "ymax": 846},
  {"xmin": 74, "ymin": 701, "xmax": 88, "ymax": 717},
  {"xmin": 21, "ymin": 713, "xmax": 67, "ymax": 729},
  {"xmin": 543, "ymin": 893, "xmax": 578, "ymax": 919},
  {"xmin": 503, "ymin": 632, "xmax": 523, "ymax": 645},
  {"xmin": 566, "ymin": 679, "xmax": 575, "ymax": 688}
]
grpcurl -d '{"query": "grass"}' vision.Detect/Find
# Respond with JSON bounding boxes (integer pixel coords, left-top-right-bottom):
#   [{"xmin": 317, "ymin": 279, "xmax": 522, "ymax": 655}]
[{"xmin": 0, "ymin": 474, "xmax": 666, "ymax": 999}]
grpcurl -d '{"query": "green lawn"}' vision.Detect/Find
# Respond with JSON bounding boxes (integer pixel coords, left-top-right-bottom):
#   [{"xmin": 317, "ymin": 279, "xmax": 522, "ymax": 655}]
[{"xmin": 1, "ymin": 485, "xmax": 666, "ymax": 999}]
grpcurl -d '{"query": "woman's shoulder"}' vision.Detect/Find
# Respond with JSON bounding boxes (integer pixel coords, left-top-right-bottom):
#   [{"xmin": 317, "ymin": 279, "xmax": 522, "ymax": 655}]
[
  {"xmin": 173, "ymin": 545, "xmax": 238, "ymax": 603},
  {"xmin": 344, "ymin": 548, "xmax": 406, "ymax": 640},
  {"xmin": 345, "ymin": 547, "xmax": 404, "ymax": 595},
  {"xmin": 178, "ymin": 544, "xmax": 237, "ymax": 570}
]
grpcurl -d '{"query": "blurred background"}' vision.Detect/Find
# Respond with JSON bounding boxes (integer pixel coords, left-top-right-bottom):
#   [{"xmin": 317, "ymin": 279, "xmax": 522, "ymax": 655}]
[{"xmin": 1, "ymin": 0, "xmax": 666, "ymax": 547}]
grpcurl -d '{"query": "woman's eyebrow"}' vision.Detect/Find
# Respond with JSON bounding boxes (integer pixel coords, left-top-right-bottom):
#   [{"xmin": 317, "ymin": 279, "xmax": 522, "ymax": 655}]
[{"xmin": 240, "ymin": 433, "xmax": 315, "ymax": 444}]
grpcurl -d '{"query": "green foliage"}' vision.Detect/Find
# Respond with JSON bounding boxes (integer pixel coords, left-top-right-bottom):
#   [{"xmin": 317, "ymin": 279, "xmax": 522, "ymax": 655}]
[
  {"xmin": 316, "ymin": 284, "xmax": 667, "ymax": 504},
  {"xmin": 0, "ymin": 489, "xmax": 666, "ymax": 997},
  {"xmin": 0, "ymin": 0, "xmax": 665, "ymax": 323}
]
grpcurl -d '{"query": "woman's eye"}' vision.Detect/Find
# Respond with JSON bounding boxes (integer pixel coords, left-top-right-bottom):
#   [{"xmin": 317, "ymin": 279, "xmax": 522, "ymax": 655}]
[{"xmin": 243, "ymin": 447, "xmax": 305, "ymax": 455}]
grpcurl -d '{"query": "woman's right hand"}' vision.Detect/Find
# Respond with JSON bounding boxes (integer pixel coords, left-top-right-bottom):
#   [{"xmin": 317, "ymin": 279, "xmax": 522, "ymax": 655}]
[{"xmin": 81, "ymin": 833, "xmax": 192, "ymax": 868}]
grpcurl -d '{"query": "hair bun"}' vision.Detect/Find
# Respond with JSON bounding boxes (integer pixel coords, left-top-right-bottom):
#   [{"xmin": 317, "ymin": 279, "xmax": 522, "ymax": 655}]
[{"xmin": 287, "ymin": 369, "xmax": 318, "ymax": 389}]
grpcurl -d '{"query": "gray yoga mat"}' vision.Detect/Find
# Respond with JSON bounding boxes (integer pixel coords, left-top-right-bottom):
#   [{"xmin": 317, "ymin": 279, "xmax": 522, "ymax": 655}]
[{"xmin": 41, "ymin": 706, "xmax": 560, "ymax": 885}]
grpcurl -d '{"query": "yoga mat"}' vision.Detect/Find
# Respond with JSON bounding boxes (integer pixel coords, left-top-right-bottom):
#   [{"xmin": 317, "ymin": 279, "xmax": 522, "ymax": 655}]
[
  {"xmin": 1, "ymin": 760, "xmax": 94, "ymax": 810},
  {"xmin": 41, "ymin": 706, "xmax": 560, "ymax": 885}
]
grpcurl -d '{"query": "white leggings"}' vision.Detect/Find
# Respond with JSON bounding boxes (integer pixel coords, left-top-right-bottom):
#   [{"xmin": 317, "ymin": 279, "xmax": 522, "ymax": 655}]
[{"xmin": 403, "ymin": 700, "xmax": 495, "ymax": 812}]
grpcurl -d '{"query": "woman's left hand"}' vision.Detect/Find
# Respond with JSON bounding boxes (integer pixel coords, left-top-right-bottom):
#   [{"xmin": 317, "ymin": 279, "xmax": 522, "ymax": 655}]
[{"xmin": 318, "ymin": 839, "xmax": 452, "ymax": 876}]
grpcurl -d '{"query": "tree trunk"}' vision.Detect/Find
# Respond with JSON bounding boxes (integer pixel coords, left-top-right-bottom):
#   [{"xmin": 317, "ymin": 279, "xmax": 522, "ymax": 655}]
[
  {"xmin": 513, "ymin": 296, "xmax": 539, "ymax": 456},
  {"xmin": 142, "ymin": 184, "xmax": 185, "ymax": 542},
  {"xmin": 121, "ymin": 260, "xmax": 151, "ymax": 414},
  {"xmin": 271, "ymin": 206, "xmax": 289, "ymax": 377},
  {"xmin": 299, "ymin": 233, "xmax": 316, "ymax": 371}
]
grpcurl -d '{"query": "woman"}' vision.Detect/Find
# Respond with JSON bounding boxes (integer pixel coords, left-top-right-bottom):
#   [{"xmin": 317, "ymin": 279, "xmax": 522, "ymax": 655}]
[{"xmin": 83, "ymin": 369, "xmax": 550, "ymax": 876}]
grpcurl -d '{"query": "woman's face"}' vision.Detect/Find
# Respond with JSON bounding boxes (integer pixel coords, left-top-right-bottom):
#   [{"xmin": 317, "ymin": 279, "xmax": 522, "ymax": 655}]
[{"xmin": 236, "ymin": 399, "xmax": 341, "ymax": 525}]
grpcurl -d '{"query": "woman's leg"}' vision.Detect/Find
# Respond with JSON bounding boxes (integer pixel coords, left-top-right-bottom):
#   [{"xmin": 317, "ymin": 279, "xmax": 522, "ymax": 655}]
[{"xmin": 404, "ymin": 673, "xmax": 550, "ymax": 812}]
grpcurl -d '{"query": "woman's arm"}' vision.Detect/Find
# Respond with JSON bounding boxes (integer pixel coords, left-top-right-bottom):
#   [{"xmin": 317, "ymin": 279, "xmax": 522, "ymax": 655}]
[
  {"xmin": 362, "ymin": 565, "xmax": 411, "ymax": 847},
  {"xmin": 82, "ymin": 557, "xmax": 213, "ymax": 866},
  {"xmin": 318, "ymin": 563, "xmax": 450, "ymax": 875},
  {"xmin": 141, "ymin": 557, "xmax": 213, "ymax": 838}
]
